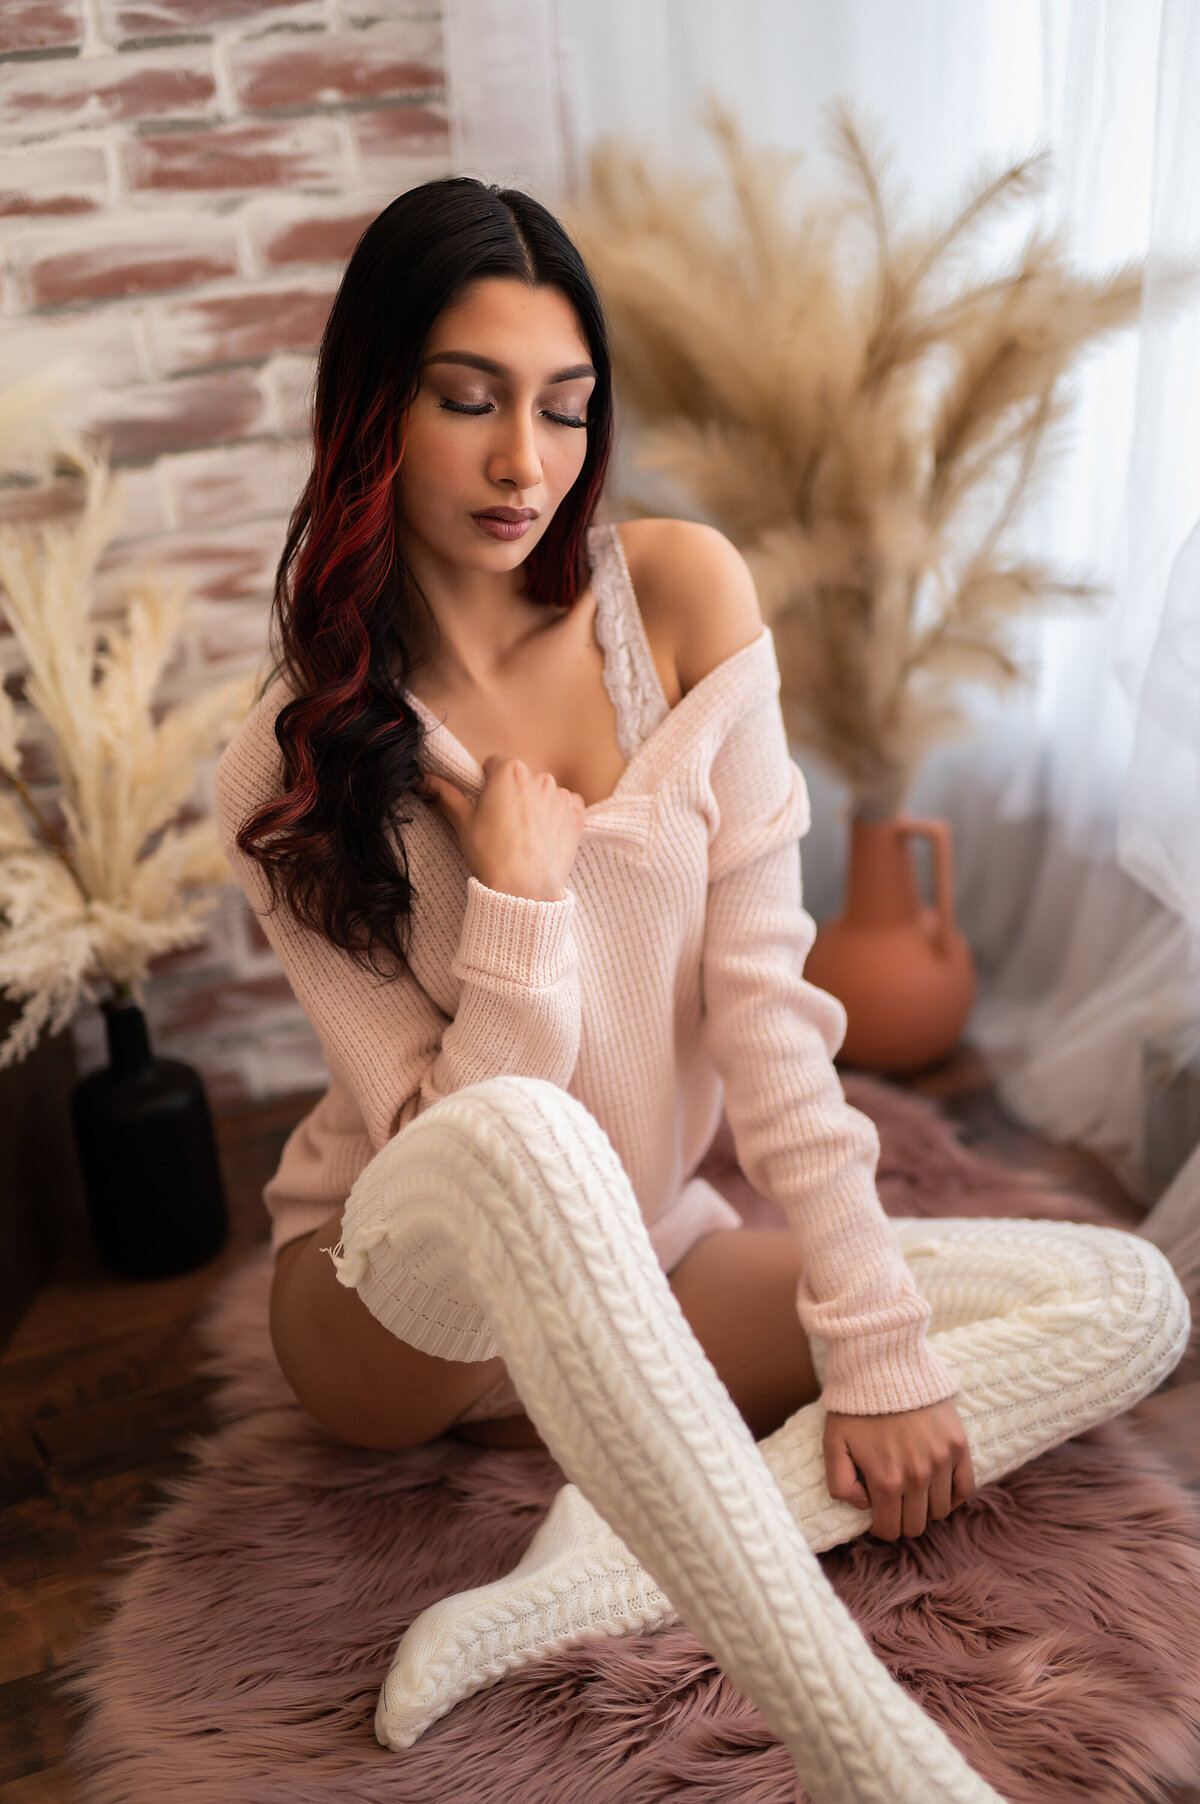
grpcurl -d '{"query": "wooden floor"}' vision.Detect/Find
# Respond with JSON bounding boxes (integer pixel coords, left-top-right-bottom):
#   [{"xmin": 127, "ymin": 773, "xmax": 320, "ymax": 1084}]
[{"xmin": 2, "ymin": 1049, "xmax": 1198, "ymax": 1802}]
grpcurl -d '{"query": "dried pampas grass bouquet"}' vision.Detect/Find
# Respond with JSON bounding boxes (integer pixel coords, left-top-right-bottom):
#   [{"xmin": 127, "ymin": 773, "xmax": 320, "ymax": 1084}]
[
  {"xmin": 0, "ymin": 405, "xmax": 254, "ymax": 1069},
  {"xmin": 564, "ymin": 92, "xmax": 1200, "ymax": 816}
]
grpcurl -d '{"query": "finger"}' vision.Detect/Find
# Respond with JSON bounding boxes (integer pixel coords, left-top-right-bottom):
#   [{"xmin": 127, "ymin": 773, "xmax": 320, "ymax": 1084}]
[
  {"xmin": 951, "ymin": 1445, "xmax": 977, "ymax": 1506},
  {"xmin": 928, "ymin": 1455, "xmax": 954, "ymax": 1522},
  {"xmin": 868, "ymin": 1470, "xmax": 903, "ymax": 1542},
  {"xmin": 823, "ymin": 1436, "xmax": 871, "ymax": 1510},
  {"xmin": 426, "ymin": 774, "xmax": 472, "ymax": 830},
  {"xmin": 901, "ymin": 1475, "xmax": 930, "ymax": 1540}
]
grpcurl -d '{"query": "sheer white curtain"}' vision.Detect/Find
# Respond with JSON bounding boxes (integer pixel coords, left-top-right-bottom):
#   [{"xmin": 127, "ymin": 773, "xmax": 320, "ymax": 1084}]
[
  {"xmin": 442, "ymin": 0, "xmax": 1200, "ymax": 1272},
  {"xmin": 930, "ymin": 0, "xmax": 1200, "ymax": 1225}
]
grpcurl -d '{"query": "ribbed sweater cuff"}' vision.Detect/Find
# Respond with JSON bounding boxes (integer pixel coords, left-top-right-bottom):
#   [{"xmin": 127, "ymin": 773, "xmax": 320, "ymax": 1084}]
[
  {"xmin": 817, "ymin": 1321, "xmax": 960, "ymax": 1417},
  {"xmin": 455, "ymin": 876, "xmax": 577, "ymax": 987}
]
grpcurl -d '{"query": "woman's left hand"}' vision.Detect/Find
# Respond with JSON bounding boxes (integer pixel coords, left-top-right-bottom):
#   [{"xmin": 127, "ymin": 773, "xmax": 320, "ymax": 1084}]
[{"xmin": 822, "ymin": 1397, "xmax": 976, "ymax": 1541}]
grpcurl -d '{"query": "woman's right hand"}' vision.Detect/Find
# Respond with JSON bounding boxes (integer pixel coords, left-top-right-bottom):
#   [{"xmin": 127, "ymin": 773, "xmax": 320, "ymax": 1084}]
[{"xmin": 417, "ymin": 756, "xmax": 586, "ymax": 902}]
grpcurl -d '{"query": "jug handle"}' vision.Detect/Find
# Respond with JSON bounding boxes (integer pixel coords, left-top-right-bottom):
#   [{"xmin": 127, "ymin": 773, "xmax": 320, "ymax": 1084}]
[{"xmin": 896, "ymin": 817, "xmax": 956, "ymax": 957}]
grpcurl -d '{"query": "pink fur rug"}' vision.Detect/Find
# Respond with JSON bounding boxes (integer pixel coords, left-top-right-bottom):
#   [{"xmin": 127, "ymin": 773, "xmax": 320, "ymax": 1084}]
[{"xmin": 61, "ymin": 1077, "xmax": 1200, "ymax": 1803}]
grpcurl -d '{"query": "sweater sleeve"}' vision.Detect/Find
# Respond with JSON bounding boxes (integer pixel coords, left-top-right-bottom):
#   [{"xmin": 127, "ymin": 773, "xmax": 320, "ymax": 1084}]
[
  {"xmin": 214, "ymin": 741, "xmax": 582, "ymax": 1157},
  {"xmin": 698, "ymin": 684, "xmax": 959, "ymax": 1417}
]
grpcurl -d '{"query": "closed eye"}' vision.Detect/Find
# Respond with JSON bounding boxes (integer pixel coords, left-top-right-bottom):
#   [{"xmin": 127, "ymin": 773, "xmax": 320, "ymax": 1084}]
[{"xmin": 440, "ymin": 400, "xmax": 587, "ymax": 428}]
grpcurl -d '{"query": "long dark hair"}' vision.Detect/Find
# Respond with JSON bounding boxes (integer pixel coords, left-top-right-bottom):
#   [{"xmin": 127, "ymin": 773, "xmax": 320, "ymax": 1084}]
[{"xmin": 235, "ymin": 177, "xmax": 614, "ymax": 976}]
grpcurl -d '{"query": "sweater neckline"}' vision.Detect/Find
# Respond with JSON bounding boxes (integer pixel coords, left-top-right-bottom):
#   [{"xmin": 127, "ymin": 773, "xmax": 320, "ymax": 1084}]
[{"xmin": 402, "ymin": 525, "xmax": 773, "ymax": 817}]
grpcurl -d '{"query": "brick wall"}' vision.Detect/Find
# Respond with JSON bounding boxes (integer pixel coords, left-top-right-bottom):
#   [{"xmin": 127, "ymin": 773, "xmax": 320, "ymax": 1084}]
[{"xmin": 0, "ymin": 0, "xmax": 451, "ymax": 1108}]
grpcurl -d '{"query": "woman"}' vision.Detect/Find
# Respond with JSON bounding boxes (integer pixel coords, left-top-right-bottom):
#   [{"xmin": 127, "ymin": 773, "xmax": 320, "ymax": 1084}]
[{"xmin": 215, "ymin": 178, "xmax": 1189, "ymax": 1800}]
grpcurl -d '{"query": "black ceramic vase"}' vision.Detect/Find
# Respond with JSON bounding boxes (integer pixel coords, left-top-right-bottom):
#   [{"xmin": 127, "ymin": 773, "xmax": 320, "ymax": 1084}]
[{"xmin": 70, "ymin": 997, "xmax": 228, "ymax": 1280}]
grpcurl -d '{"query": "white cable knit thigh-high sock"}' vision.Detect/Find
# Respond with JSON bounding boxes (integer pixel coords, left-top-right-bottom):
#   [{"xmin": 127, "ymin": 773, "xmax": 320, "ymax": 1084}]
[
  {"xmin": 327, "ymin": 1074, "xmax": 1012, "ymax": 1804},
  {"xmin": 355, "ymin": 1112, "xmax": 1192, "ymax": 1768}
]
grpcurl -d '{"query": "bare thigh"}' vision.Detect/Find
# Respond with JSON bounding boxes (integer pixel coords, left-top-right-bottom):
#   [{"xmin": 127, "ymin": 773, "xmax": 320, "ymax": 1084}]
[
  {"xmin": 270, "ymin": 1215, "xmax": 820, "ymax": 1453},
  {"xmin": 269, "ymin": 1210, "xmax": 513, "ymax": 1449}
]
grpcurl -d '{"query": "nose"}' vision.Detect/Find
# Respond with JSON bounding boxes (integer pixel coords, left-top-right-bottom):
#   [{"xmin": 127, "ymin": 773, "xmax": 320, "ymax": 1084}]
[{"xmin": 487, "ymin": 405, "xmax": 542, "ymax": 493}]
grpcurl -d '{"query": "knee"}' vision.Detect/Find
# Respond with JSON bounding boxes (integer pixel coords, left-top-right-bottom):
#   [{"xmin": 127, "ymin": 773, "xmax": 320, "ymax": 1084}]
[
  {"xmin": 995, "ymin": 1219, "xmax": 1191, "ymax": 1389},
  {"xmin": 1093, "ymin": 1227, "xmax": 1192, "ymax": 1386},
  {"xmin": 346, "ymin": 1074, "xmax": 640, "ymax": 1249},
  {"xmin": 896, "ymin": 1217, "xmax": 1191, "ymax": 1387}
]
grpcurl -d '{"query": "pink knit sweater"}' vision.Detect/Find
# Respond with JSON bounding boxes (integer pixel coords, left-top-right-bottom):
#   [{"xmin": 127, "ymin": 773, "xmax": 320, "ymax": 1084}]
[{"xmin": 214, "ymin": 522, "xmax": 959, "ymax": 1417}]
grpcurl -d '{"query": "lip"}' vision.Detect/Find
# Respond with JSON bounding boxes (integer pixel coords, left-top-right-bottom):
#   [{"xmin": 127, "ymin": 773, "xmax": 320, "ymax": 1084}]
[
  {"xmin": 472, "ymin": 508, "xmax": 538, "ymax": 522},
  {"xmin": 471, "ymin": 510, "xmax": 536, "ymax": 543}
]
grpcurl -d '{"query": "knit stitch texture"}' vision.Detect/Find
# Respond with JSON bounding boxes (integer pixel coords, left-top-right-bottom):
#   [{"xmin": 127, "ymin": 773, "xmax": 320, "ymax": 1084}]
[
  {"xmin": 334, "ymin": 1074, "xmax": 1016, "ymax": 1802},
  {"xmin": 368, "ymin": 1209, "xmax": 1190, "ymax": 1755},
  {"xmin": 214, "ymin": 520, "xmax": 959, "ymax": 1416}
]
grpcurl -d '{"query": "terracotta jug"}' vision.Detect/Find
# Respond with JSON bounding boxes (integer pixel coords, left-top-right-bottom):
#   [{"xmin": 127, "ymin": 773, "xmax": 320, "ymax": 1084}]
[{"xmin": 803, "ymin": 814, "xmax": 975, "ymax": 1074}]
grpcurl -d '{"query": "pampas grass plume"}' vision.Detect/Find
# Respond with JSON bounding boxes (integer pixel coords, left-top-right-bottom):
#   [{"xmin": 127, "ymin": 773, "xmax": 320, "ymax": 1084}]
[
  {"xmin": 0, "ymin": 402, "xmax": 255, "ymax": 1068},
  {"xmin": 565, "ymin": 92, "xmax": 1200, "ymax": 812}
]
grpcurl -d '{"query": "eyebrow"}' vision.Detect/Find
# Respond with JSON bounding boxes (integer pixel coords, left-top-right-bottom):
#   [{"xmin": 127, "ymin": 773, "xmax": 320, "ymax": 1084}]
[{"xmin": 423, "ymin": 352, "xmax": 597, "ymax": 383}]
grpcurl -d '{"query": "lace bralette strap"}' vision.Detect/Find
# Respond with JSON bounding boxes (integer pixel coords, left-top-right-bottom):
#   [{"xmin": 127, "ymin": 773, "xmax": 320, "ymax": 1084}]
[{"xmin": 591, "ymin": 522, "xmax": 672, "ymax": 764}]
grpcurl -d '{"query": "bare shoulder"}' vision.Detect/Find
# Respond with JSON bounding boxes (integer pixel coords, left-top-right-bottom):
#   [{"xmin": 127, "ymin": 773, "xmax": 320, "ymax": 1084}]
[{"xmin": 616, "ymin": 517, "xmax": 763, "ymax": 699}]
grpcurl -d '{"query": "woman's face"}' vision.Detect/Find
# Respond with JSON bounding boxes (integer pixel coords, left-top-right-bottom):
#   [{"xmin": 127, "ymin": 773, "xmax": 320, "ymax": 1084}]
[{"xmin": 394, "ymin": 276, "xmax": 596, "ymax": 584}]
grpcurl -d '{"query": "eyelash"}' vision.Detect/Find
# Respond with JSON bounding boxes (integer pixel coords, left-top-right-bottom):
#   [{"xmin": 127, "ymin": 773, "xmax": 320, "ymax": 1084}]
[{"xmin": 439, "ymin": 399, "xmax": 587, "ymax": 429}]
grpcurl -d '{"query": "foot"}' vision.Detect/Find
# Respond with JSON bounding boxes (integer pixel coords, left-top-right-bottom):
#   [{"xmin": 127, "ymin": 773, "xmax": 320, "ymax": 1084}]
[
  {"xmin": 376, "ymin": 1398, "xmax": 864, "ymax": 1749},
  {"xmin": 375, "ymin": 1482, "xmax": 674, "ymax": 1748}
]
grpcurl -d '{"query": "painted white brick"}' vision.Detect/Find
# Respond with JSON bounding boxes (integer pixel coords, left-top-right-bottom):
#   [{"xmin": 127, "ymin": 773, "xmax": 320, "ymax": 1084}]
[
  {"xmin": 97, "ymin": 0, "xmax": 325, "ymax": 39},
  {"xmin": 229, "ymin": 19, "xmax": 443, "ymax": 113},
  {"xmin": 0, "ymin": 44, "xmax": 218, "ymax": 143},
  {"xmin": 240, "ymin": 186, "xmax": 396, "ymax": 270},
  {"xmin": 103, "ymin": 460, "xmax": 172, "ymax": 539},
  {"xmin": 96, "ymin": 514, "xmax": 285, "ymax": 610},
  {"xmin": 163, "ymin": 436, "xmax": 303, "ymax": 528},
  {"xmin": 178, "ymin": 594, "xmax": 275, "ymax": 681},
  {"xmin": 0, "ymin": 456, "xmax": 167, "ymax": 539},
  {"xmin": 122, "ymin": 115, "xmax": 348, "ymax": 208},
  {"xmin": 142, "ymin": 276, "xmax": 334, "ymax": 377},
  {"xmin": 0, "ymin": 0, "xmax": 86, "ymax": 58},
  {"xmin": 258, "ymin": 350, "xmax": 317, "ymax": 438},
  {"xmin": 352, "ymin": 141, "xmax": 449, "ymax": 188},
  {"xmin": 1, "ymin": 0, "xmax": 452, "ymax": 1109},
  {"xmin": 0, "ymin": 309, "xmax": 145, "ymax": 393},
  {"xmin": 8, "ymin": 211, "xmax": 243, "ymax": 311},
  {"xmin": 239, "ymin": 1020, "xmax": 326, "ymax": 1103},
  {"xmin": 340, "ymin": 1, "xmax": 442, "ymax": 23},
  {"xmin": 0, "ymin": 138, "xmax": 111, "ymax": 216},
  {"xmin": 89, "ymin": 368, "xmax": 265, "ymax": 465}
]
